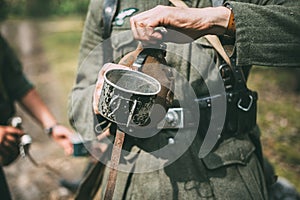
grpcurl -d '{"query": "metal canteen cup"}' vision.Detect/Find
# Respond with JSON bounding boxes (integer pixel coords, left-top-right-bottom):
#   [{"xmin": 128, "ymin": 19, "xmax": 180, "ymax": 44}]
[{"xmin": 98, "ymin": 68, "xmax": 161, "ymax": 129}]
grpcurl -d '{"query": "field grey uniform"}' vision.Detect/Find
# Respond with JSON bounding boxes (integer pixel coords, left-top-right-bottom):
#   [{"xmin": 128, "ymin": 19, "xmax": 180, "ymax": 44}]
[{"xmin": 68, "ymin": 0, "xmax": 300, "ymax": 199}]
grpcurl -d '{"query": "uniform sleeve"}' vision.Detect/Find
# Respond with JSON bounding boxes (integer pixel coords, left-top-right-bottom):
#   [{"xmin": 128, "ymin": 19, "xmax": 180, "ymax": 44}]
[
  {"xmin": 68, "ymin": 0, "xmax": 104, "ymax": 140},
  {"xmin": 228, "ymin": 0, "xmax": 300, "ymax": 67},
  {"xmin": 1, "ymin": 35, "xmax": 34, "ymax": 101}
]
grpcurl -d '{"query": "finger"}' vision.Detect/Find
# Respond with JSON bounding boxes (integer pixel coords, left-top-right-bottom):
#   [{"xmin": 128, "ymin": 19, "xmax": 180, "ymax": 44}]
[
  {"xmin": 49, "ymin": 126, "xmax": 74, "ymax": 155},
  {"xmin": 5, "ymin": 134, "xmax": 20, "ymax": 143},
  {"xmin": 52, "ymin": 136, "xmax": 73, "ymax": 155},
  {"xmin": 150, "ymin": 31, "xmax": 164, "ymax": 41},
  {"xmin": 61, "ymin": 140, "xmax": 73, "ymax": 155},
  {"xmin": 4, "ymin": 126, "xmax": 24, "ymax": 136},
  {"xmin": 131, "ymin": 22, "xmax": 163, "ymax": 45},
  {"xmin": 0, "ymin": 134, "xmax": 19, "ymax": 149},
  {"xmin": 136, "ymin": 25, "xmax": 152, "ymax": 41},
  {"xmin": 96, "ymin": 128, "xmax": 111, "ymax": 142},
  {"xmin": 130, "ymin": 15, "xmax": 149, "ymax": 41},
  {"xmin": 103, "ymin": 63, "xmax": 130, "ymax": 70},
  {"xmin": 130, "ymin": 16, "xmax": 140, "ymax": 40},
  {"xmin": 52, "ymin": 138, "xmax": 73, "ymax": 156},
  {"xmin": 93, "ymin": 77, "xmax": 104, "ymax": 114}
]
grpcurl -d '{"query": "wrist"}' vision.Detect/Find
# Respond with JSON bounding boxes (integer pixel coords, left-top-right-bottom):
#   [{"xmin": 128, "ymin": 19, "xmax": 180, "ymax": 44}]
[
  {"xmin": 207, "ymin": 7, "xmax": 232, "ymax": 35},
  {"xmin": 44, "ymin": 124, "xmax": 58, "ymax": 137},
  {"xmin": 224, "ymin": 3, "xmax": 236, "ymax": 37}
]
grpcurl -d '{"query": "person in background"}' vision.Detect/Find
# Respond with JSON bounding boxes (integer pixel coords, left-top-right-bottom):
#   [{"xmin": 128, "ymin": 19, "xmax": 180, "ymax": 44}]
[
  {"xmin": 69, "ymin": 0, "xmax": 300, "ymax": 199},
  {"xmin": 0, "ymin": 32, "xmax": 73, "ymax": 199}
]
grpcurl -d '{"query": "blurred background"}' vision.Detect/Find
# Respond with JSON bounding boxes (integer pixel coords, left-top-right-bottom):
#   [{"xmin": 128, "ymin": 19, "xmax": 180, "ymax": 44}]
[{"xmin": 0, "ymin": 0, "xmax": 299, "ymax": 199}]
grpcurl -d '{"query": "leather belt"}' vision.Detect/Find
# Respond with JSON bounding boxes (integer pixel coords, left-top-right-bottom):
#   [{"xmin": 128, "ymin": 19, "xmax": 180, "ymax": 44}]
[{"xmin": 158, "ymin": 89, "xmax": 257, "ymax": 131}]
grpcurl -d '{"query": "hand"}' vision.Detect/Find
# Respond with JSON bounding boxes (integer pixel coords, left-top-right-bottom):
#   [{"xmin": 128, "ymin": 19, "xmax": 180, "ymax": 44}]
[
  {"xmin": 130, "ymin": 6, "xmax": 231, "ymax": 44},
  {"xmin": 50, "ymin": 125, "xmax": 74, "ymax": 155},
  {"xmin": 0, "ymin": 126, "xmax": 24, "ymax": 166},
  {"xmin": 93, "ymin": 63, "xmax": 130, "ymax": 141}
]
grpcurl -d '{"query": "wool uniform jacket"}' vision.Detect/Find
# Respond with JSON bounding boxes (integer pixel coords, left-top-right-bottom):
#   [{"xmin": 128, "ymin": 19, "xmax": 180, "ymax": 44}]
[{"xmin": 69, "ymin": 0, "xmax": 300, "ymax": 199}]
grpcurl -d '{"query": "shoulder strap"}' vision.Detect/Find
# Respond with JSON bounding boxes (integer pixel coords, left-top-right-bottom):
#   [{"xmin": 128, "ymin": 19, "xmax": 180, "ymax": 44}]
[
  {"xmin": 169, "ymin": 0, "xmax": 232, "ymax": 67},
  {"xmin": 102, "ymin": 0, "xmax": 119, "ymax": 39},
  {"xmin": 102, "ymin": 0, "xmax": 119, "ymax": 64}
]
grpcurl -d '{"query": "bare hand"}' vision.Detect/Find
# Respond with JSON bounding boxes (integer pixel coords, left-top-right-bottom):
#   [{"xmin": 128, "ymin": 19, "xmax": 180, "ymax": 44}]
[
  {"xmin": 92, "ymin": 63, "xmax": 130, "ymax": 141},
  {"xmin": 51, "ymin": 125, "xmax": 74, "ymax": 155},
  {"xmin": 130, "ymin": 6, "xmax": 231, "ymax": 44},
  {"xmin": 0, "ymin": 126, "xmax": 24, "ymax": 166}
]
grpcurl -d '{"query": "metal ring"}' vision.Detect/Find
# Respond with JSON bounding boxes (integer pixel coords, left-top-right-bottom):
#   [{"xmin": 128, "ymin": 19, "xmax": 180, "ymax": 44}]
[{"xmin": 237, "ymin": 95, "xmax": 253, "ymax": 112}]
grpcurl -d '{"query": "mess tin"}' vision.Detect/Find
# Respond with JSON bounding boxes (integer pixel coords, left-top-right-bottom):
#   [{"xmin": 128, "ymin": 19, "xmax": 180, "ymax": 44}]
[{"xmin": 98, "ymin": 68, "xmax": 161, "ymax": 128}]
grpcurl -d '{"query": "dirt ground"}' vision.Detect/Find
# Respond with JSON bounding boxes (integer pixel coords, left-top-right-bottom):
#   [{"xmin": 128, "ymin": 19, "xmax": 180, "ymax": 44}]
[{"xmin": 1, "ymin": 21, "xmax": 89, "ymax": 199}]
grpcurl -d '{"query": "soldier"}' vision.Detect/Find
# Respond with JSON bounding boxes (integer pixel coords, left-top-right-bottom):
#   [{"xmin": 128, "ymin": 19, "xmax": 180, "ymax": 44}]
[
  {"xmin": 69, "ymin": 0, "xmax": 300, "ymax": 199},
  {"xmin": 0, "ymin": 33, "xmax": 74, "ymax": 199}
]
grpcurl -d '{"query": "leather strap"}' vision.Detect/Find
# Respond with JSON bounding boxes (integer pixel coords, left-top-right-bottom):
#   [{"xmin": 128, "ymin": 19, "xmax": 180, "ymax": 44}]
[
  {"xmin": 102, "ymin": 0, "xmax": 118, "ymax": 39},
  {"xmin": 169, "ymin": 0, "xmax": 232, "ymax": 67},
  {"xmin": 168, "ymin": 0, "xmax": 252, "ymax": 158},
  {"xmin": 102, "ymin": 0, "xmax": 119, "ymax": 64},
  {"xmin": 168, "ymin": 0, "xmax": 189, "ymax": 8},
  {"xmin": 204, "ymin": 35, "xmax": 232, "ymax": 67},
  {"xmin": 104, "ymin": 130, "xmax": 125, "ymax": 200}
]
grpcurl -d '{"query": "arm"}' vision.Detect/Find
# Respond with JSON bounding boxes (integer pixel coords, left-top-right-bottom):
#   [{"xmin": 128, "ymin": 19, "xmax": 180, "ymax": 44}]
[
  {"xmin": 230, "ymin": 1, "xmax": 300, "ymax": 67},
  {"xmin": 20, "ymin": 89, "xmax": 57, "ymax": 128},
  {"xmin": 20, "ymin": 89, "xmax": 73, "ymax": 155},
  {"xmin": 130, "ymin": 0, "xmax": 300, "ymax": 67},
  {"xmin": 1, "ymin": 34, "xmax": 73, "ymax": 155},
  {"xmin": 130, "ymin": 6, "xmax": 231, "ymax": 43}
]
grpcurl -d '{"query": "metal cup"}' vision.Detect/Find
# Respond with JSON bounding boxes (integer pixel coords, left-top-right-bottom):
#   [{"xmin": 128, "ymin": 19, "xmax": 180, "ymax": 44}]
[{"xmin": 98, "ymin": 69, "xmax": 161, "ymax": 128}]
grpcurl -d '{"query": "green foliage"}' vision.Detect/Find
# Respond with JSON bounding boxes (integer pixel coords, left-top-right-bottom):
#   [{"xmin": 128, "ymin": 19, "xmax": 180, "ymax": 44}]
[
  {"xmin": 51, "ymin": 0, "xmax": 89, "ymax": 16},
  {"xmin": 248, "ymin": 66, "xmax": 300, "ymax": 191},
  {"xmin": 0, "ymin": 0, "xmax": 9, "ymax": 21},
  {"xmin": 5, "ymin": 0, "xmax": 89, "ymax": 17},
  {"xmin": 40, "ymin": 18, "xmax": 83, "ymax": 114}
]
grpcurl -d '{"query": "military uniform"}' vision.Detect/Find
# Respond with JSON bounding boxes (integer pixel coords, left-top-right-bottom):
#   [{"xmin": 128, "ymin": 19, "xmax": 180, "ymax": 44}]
[
  {"xmin": 0, "ymin": 34, "xmax": 34, "ymax": 199},
  {"xmin": 69, "ymin": 0, "xmax": 300, "ymax": 199}
]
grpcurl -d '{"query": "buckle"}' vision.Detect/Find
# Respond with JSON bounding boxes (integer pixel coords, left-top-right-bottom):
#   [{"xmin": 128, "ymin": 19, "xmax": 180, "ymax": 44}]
[
  {"xmin": 237, "ymin": 95, "xmax": 253, "ymax": 112},
  {"xmin": 157, "ymin": 108, "xmax": 184, "ymax": 129}
]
